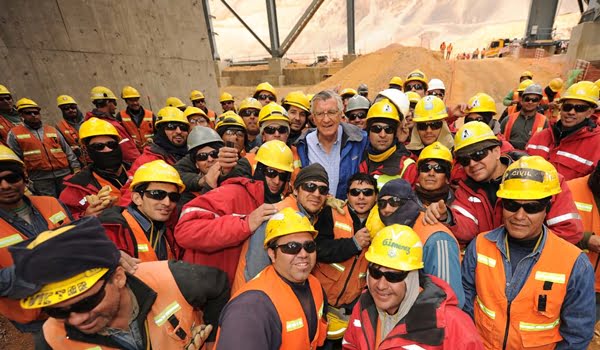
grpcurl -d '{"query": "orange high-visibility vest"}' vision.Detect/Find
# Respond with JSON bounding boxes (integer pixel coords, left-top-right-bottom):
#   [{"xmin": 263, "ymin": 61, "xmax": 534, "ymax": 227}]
[
  {"xmin": 54, "ymin": 120, "xmax": 80, "ymax": 153},
  {"xmin": 503, "ymin": 112, "xmax": 547, "ymax": 141},
  {"xmin": 91, "ymin": 172, "xmax": 123, "ymax": 201},
  {"xmin": 0, "ymin": 116, "xmax": 16, "ymax": 144},
  {"xmin": 121, "ymin": 209, "xmax": 174, "ymax": 262},
  {"xmin": 12, "ymin": 125, "xmax": 69, "ymax": 171},
  {"xmin": 119, "ymin": 110, "xmax": 154, "ymax": 151}
]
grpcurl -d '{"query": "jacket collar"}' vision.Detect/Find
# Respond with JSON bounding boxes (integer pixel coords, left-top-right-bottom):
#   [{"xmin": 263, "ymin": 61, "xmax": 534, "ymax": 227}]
[
  {"xmin": 483, "ymin": 225, "xmax": 548, "ymax": 260},
  {"xmin": 294, "ymin": 122, "xmax": 364, "ymax": 147}
]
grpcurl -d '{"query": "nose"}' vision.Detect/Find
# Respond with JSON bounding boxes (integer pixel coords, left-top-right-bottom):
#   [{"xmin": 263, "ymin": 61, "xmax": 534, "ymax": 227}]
[
  {"xmin": 296, "ymin": 247, "xmax": 309, "ymax": 258},
  {"xmin": 374, "ymin": 275, "xmax": 388, "ymax": 290},
  {"xmin": 514, "ymin": 207, "xmax": 528, "ymax": 220},
  {"xmin": 67, "ymin": 311, "xmax": 92, "ymax": 327},
  {"xmin": 0, "ymin": 179, "xmax": 12, "ymax": 188}
]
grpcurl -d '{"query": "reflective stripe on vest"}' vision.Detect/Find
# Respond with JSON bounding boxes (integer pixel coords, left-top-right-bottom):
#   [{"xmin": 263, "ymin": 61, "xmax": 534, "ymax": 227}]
[
  {"xmin": 526, "ymin": 144, "xmax": 550, "ymax": 153},
  {"xmin": 575, "ymin": 201, "xmax": 593, "ymax": 212},
  {"xmin": 556, "ymin": 150, "xmax": 594, "ymax": 166},
  {"xmin": 12, "ymin": 125, "xmax": 69, "ymax": 171},
  {"xmin": 121, "ymin": 209, "xmax": 160, "ymax": 262},
  {"xmin": 504, "ymin": 113, "xmax": 546, "ymax": 141},
  {"xmin": 373, "ymin": 158, "xmax": 415, "ymax": 190}
]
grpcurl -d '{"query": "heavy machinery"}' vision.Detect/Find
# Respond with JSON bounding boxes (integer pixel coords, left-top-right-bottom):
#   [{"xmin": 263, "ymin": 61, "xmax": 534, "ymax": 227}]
[{"xmin": 485, "ymin": 38, "xmax": 512, "ymax": 58}]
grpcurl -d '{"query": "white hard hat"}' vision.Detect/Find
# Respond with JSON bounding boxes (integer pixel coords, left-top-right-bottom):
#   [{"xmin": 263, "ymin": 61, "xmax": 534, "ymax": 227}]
[
  {"xmin": 427, "ymin": 78, "xmax": 446, "ymax": 92},
  {"xmin": 375, "ymin": 89, "xmax": 410, "ymax": 118}
]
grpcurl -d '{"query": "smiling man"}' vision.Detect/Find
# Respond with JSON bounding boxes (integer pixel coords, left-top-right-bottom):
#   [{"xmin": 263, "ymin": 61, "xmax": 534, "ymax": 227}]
[
  {"xmin": 501, "ymin": 84, "xmax": 548, "ymax": 150},
  {"xmin": 462, "ymin": 156, "xmax": 595, "ymax": 350}
]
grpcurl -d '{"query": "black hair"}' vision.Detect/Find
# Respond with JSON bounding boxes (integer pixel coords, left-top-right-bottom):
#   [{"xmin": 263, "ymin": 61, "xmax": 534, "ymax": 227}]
[
  {"xmin": 132, "ymin": 182, "xmax": 149, "ymax": 194},
  {"xmin": 347, "ymin": 172, "xmax": 378, "ymax": 194}
]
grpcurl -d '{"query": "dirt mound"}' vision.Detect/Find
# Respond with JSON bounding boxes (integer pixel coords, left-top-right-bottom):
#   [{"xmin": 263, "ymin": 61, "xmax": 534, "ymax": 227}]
[{"xmin": 0, "ymin": 316, "xmax": 33, "ymax": 350}]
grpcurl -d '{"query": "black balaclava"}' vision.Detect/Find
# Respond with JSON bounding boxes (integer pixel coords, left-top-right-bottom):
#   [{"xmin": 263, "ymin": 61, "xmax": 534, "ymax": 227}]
[
  {"xmin": 378, "ymin": 179, "xmax": 422, "ymax": 227},
  {"xmin": 87, "ymin": 138, "xmax": 123, "ymax": 171},
  {"xmin": 254, "ymin": 162, "xmax": 289, "ymax": 204}
]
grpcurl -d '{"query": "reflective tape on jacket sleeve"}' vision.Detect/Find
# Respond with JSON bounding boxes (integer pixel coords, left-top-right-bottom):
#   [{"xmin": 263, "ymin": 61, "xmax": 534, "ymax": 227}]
[
  {"xmin": 545, "ymin": 212, "xmax": 580, "ymax": 226},
  {"xmin": 450, "ymin": 204, "xmax": 479, "ymax": 225},
  {"xmin": 556, "ymin": 150, "xmax": 593, "ymax": 167}
]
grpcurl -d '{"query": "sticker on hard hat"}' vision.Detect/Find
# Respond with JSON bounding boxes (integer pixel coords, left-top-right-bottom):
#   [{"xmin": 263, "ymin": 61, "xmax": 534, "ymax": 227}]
[
  {"xmin": 424, "ymin": 100, "xmax": 434, "ymax": 110},
  {"xmin": 383, "ymin": 104, "xmax": 393, "ymax": 112},
  {"xmin": 271, "ymin": 212, "xmax": 285, "ymax": 221},
  {"xmin": 504, "ymin": 168, "xmax": 545, "ymax": 182},
  {"xmin": 382, "ymin": 239, "xmax": 410, "ymax": 254},
  {"xmin": 461, "ymin": 129, "xmax": 472, "ymax": 139},
  {"xmin": 471, "ymin": 98, "xmax": 480, "ymax": 108},
  {"xmin": 409, "ymin": 73, "xmax": 423, "ymax": 78}
]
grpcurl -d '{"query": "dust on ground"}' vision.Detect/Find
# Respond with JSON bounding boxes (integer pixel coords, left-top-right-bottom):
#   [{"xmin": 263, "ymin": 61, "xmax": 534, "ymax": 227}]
[{"xmin": 0, "ymin": 316, "xmax": 34, "ymax": 350}]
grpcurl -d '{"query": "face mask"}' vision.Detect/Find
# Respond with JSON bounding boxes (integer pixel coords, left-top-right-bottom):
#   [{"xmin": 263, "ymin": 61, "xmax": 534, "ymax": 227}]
[{"xmin": 88, "ymin": 145, "xmax": 123, "ymax": 170}]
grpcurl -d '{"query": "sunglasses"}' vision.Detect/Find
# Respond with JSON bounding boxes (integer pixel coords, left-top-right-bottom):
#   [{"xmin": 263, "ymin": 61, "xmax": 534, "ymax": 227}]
[
  {"xmin": 263, "ymin": 125, "xmax": 289, "ymax": 135},
  {"xmin": 369, "ymin": 124, "xmax": 395, "ymax": 134},
  {"xmin": 60, "ymin": 104, "xmax": 77, "ymax": 111},
  {"xmin": 264, "ymin": 168, "xmax": 289, "ymax": 180},
  {"xmin": 456, "ymin": 147, "xmax": 493, "ymax": 166},
  {"xmin": 347, "ymin": 112, "xmax": 367, "ymax": 121},
  {"xmin": 503, "ymin": 198, "xmax": 549, "ymax": 214},
  {"xmin": 0, "ymin": 96, "xmax": 11, "ymax": 101},
  {"xmin": 377, "ymin": 196, "xmax": 406, "ymax": 208},
  {"xmin": 0, "ymin": 173, "xmax": 24, "ymax": 184},
  {"xmin": 418, "ymin": 162, "xmax": 445, "ymax": 174},
  {"xmin": 195, "ymin": 149, "xmax": 219, "ymax": 161},
  {"xmin": 257, "ymin": 94, "xmax": 276, "ymax": 101},
  {"xmin": 349, "ymin": 188, "xmax": 375, "ymax": 197},
  {"xmin": 561, "ymin": 103, "xmax": 592, "ymax": 113},
  {"xmin": 427, "ymin": 91, "xmax": 445, "ymax": 98},
  {"xmin": 88, "ymin": 140, "xmax": 119, "ymax": 151},
  {"xmin": 368, "ymin": 264, "xmax": 409, "ymax": 283},
  {"xmin": 22, "ymin": 110, "xmax": 40, "ymax": 116},
  {"xmin": 189, "ymin": 117, "xmax": 208, "ymax": 125},
  {"xmin": 522, "ymin": 97, "xmax": 541, "ymax": 103},
  {"xmin": 139, "ymin": 189, "xmax": 181, "ymax": 202},
  {"xmin": 164, "ymin": 122, "xmax": 190, "ymax": 132},
  {"xmin": 240, "ymin": 109, "xmax": 259, "ymax": 117},
  {"xmin": 272, "ymin": 241, "xmax": 317, "ymax": 255},
  {"xmin": 224, "ymin": 129, "xmax": 245, "ymax": 137},
  {"xmin": 300, "ymin": 182, "xmax": 329, "ymax": 195},
  {"xmin": 416, "ymin": 121, "xmax": 443, "ymax": 131},
  {"xmin": 407, "ymin": 83, "xmax": 424, "ymax": 91},
  {"xmin": 465, "ymin": 116, "xmax": 484, "ymax": 123}
]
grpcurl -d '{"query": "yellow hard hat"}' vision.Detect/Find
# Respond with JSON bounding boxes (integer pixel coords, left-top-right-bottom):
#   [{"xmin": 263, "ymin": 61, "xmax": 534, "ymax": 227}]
[
  {"xmin": 365, "ymin": 224, "xmax": 424, "ymax": 271},
  {"xmin": 0, "ymin": 84, "xmax": 11, "ymax": 95},
  {"xmin": 183, "ymin": 106, "xmax": 208, "ymax": 120},
  {"xmin": 497, "ymin": 155, "xmax": 561, "ymax": 200},
  {"xmin": 189, "ymin": 90, "xmax": 205, "ymax": 101},
  {"xmin": 548, "ymin": 78, "xmax": 563, "ymax": 93},
  {"xmin": 255, "ymin": 140, "xmax": 294, "ymax": 172},
  {"xmin": 366, "ymin": 100, "xmax": 400, "ymax": 123},
  {"xmin": 412, "ymin": 96, "xmax": 447, "ymax": 122},
  {"xmin": 521, "ymin": 71, "xmax": 533, "ymax": 79},
  {"xmin": 215, "ymin": 112, "xmax": 246, "ymax": 130},
  {"xmin": 418, "ymin": 141, "xmax": 453, "ymax": 164},
  {"xmin": 155, "ymin": 106, "xmax": 189, "ymax": 127},
  {"xmin": 90, "ymin": 86, "xmax": 117, "ymax": 102},
  {"xmin": 165, "ymin": 97, "xmax": 186, "ymax": 109},
  {"xmin": 307, "ymin": 93, "xmax": 315, "ymax": 102},
  {"xmin": 56, "ymin": 95, "xmax": 77, "ymax": 107},
  {"xmin": 254, "ymin": 82, "xmax": 277, "ymax": 98},
  {"xmin": 404, "ymin": 69, "xmax": 428, "ymax": 86},
  {"xmin": 595, "ymin": 79, "xmax": 600, "ymax": 90},
  {"xmin": 121, "ymin": 86, "xmax": 141, "ymax": 99},
  {"xmin": 258, "ymin": 102, "xmax": 289, "ymax": 126},
  {"xmin": 405, "ymin": 91, "xmax": 421, "ymax": 104},
  {"xmin": 239, "ymin": 97, "xmax": 262, "ymax": 112},
  {"xmin": 467, "ymin": 93, "xmax": 496, "ymax": 114},
  {"xmin": 79, "ymin": 117, "xmax": 121, "ymax": 142},
  {"xmin": 0, "ymin": 144, "xmax": 24, "ymax": 166},
  {"xmin": 130, "ymin": 159, "xmax": 185, "ymax": 193},
  {"xmin": 16, "ymin": 98, "xmax": 40, "ymax": 111},
  {"xmin": 340, "ymin": 88, "xmax": 357, "ymax": 97},
  {"xmin": 389, "ymin": 76, "xmax": 404, "ymax": 87},
  {"xmin": 517, "ymin": 79, "xmax": 534, "ymax": 92},
  {"xmin": 283, "ymin": 91, "xmax": 310, "ymax": 113},
  {"xmin": 219, "ymin": 92, "xmax": 234, "ymax": 103},
  {"xmin": 454, "ymin": 121, "xmax": 498, "ymax": 153},
  {"xmin": 264, "ymin": 207, "xmax": 317, "ymax": 247},
  {"xmin": 562, "ymin": 81, "xmax": 599, "ymax": 107}
]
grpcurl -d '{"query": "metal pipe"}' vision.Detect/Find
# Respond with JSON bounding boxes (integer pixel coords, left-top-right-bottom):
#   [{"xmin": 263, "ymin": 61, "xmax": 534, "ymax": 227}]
[
  {"xmin": 265, "ymin": 0, "xmax": 281, "ymax": 57},
  {"xmin": 280, "ymin": 0, "xmax": 325, "ymax": 56},
  {"xmin": 202, "ymin": 0, "xmax": 220, "ymax": 60},
  {"xmin": 347, "ymin": 0, "xmax": 355, "ymax": 55}
]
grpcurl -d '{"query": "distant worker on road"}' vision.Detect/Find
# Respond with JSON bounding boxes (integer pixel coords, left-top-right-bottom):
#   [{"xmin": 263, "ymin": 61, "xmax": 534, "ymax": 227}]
[{"xmin": 446, "ymin": 43, "xmax": 453, "ymax": 60}]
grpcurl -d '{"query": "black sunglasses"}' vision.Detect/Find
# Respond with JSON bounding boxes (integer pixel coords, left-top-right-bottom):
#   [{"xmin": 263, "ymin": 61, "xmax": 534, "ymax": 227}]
[
  {"xmin": 240, "ymin": 109, "xmax": 259, "ymax": 117},
  {"xmin": 88, "ymin": 140, "xmax": 119, "ymax": 151},
  {"xmin": 347, "ymin": 112, "xmax": 367, "ymax": 121},
  {"xmin": 257, "ymin": 94, "xmax": 276, "ymax": 101},
  {"xmin": 407, "ymin": 83, "xmax": 424, "ymax": 91},
  {"xmin": 368, "ymin": 264, "xmax": 409, "ymax": 283},
  {"xmin": 300, "ymin": 182, "xmax": 329, "ymax": 195},
  {"xmin": 427, "ymin": 91, "xmax": 445, "ymax": 98},
  {"xmin": 349, "ymin": 188, "xmax": 375, "ymax": 197},
  {"xmin": 263, "ymin": 125, "xmax": 289, "ymax": 135},
  {"xmin": 195, "ymin": 150, "xmax": 219, "ymax": 161},
  {"xmin": 561, "ymin": 103, "xmax": 591, "ymax": 113},
  {"xmin": 0, "ymin": 173, "xmax": 24, "ymax": 184},
  {"xmin": 0, "ymin": 96, "xmax": 11, "ymax": 101},
  {"xmin": 163, "ymin": 122, "xmax": 190, "ymax": 132},
  {"xmin": 503, "ymin": 199, "xmax": 549, "ymax": 214},
  {"xmin": 416, "ymin": 121, "xmax": 443, "ymax": 131},
  {"xmin": 22, "ymin": 110, "xmax": 40, "ymax": 116},
  {"xmin": 272, "ymin": 241, "xmax": 317, "ymax": 255},
  {"xmin": 418, "ymin": 162, "xmax": 445, "ymax": 174},
  {"xmin": 369, "ymin": 124, "xmax": 395, "ymax": 135},
  {"xmin": 139, "ymin": 189, "xmax": 181, "ymax": 202},
  {"xmin": 264, "ymin": 168, "xmax": 289, "ymax": 180},
  {"xmin": 60, "ymin": 104, "xmax": 77, "ymax": 111},
  {"xmin": 522, "ymin": 97, "xmax": 541, "ymax": 103},
  {"xmin": 456, "ymin": 147, "xmax": 493, "ymax": 166},
  {"xmin": 377, "ymin": 196, "xmax": 406, "ymax": 208}
]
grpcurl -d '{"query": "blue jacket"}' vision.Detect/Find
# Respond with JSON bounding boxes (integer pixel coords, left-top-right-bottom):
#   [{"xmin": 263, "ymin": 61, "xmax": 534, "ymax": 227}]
[
  {"xmin": 295, "ymin": 122, "xmax": 367, "ymax": 199},
  {"xmin": 462, "ymin": 226, "xmax": 595, "ymax": 350}
]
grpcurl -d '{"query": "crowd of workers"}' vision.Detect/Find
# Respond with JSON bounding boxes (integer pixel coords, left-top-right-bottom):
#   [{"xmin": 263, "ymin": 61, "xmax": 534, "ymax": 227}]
[{"xmin": 0, "ymin": 67, "xmax": 599, "ymax": 350}]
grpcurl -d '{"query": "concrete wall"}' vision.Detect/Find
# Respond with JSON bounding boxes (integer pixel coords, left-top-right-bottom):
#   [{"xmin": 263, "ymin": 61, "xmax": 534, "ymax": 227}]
[
  {"xmin": 0, "ymin": 0, "xmax": 218, "ymax": 122},
  {"xmin": 567, "ymin": 22, "xmax": 600, "ymax": 68},
  {"xmin": 221, "ymin": 64, "xmax": 344, "ymax": 86}
]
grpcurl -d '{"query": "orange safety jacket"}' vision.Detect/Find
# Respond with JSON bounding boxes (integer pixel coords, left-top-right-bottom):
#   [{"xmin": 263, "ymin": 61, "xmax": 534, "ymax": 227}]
[
  {"xmin": 119, "ymin": 109, "xmax": 154, "ymax": 151},
  {"xmin": 55, "ymin": 119, "xmax": 86, "ymax": 165},
  {"xmin": 503, "ymin": 112, "xmax": 547, "ymax": 141},
  {"xmin": 0, "ymin": 196, "xmax": 70, "ymax": 324},
  {"xmin": 414, "ymin": 211, "xmax": 460, "ymax": 257},
  {"xmin": 206, "ymin": 109, "xmax": 217, "ymax": 128},
  {"xmin": 0, "ymin": 116, "xmax": 16, "ymax": 145},
  {"xmin": 11, "ymin": 124, "xmax": 69, "ymax": 171},
  {"xmin": 218, "ymin": 265, "xmax": 327, "ymax": 350},
  {"xmin": 474, "ymin": 230, "xmax": 580, "ymax": 349},
  {"xmin": 121, "ymin": 209, "xmax": 174, "ymax": 262},
  {"xmin": 567, "ymin": 175, "xmax": 600, "ymax": 292},
  {"xmin": 42, "ymin": 261, "xmax": 201, "ymax": 349},
  {"xmin": 312, "ymin": 205, "xmax": 368, "ymax": 307}
]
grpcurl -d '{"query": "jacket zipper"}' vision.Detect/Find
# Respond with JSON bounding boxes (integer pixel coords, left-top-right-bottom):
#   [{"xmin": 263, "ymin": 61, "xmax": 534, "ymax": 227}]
[
  {"xmin": 335, "ymin": 255, "xmax": 359, "ymax": 307},
  {"xmin": 502, "ymin": 301, "xmax": 512, "ymax": 349}
]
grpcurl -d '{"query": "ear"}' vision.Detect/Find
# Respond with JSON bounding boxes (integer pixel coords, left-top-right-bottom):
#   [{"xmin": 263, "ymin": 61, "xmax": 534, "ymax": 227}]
[
  {"xmin": 132, "ymin": 192, "xmax": 143, "ymax": 206},
  {"xmin": 267, "ymin": 247, "xmax": 276, "ymax": 263},
  {"xmin": 293, "ymin": 188, "xmax": 298, "ymax": 197},
  {"xmin": 112, "ymin": 266, "xmax": 127, "ymax": 288}
]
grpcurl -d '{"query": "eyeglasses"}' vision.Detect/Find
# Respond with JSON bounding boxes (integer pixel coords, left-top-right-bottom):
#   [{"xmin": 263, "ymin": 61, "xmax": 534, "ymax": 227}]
[
  {"xmin": 189, "ymin": 117, "xmax": 208, "ymax": 125},
  {"xmin": 263, "ymin": 125, "xmax": 289, "ymax": 135},
  {"xmin": 314, "ymin": 110, "xmax": 339, "ymax": 119},
  {"xmin": 195, "ymin": 150, "xmax": 219, "ymax": 161},
  {"xmin": 503, "ymin": 198, "xmax": 549, "ymax": 214},
  {"xmin": 264, "ymin": 168, "xmax": 289, "ymax": 180},
  {"xmin": 427, "ymin": 91, "xmax": 445, "ymax": 98},
  {"xmin": 139, "ymin": 189, "xmax": 181, "ymax": 202},
  {"xmin": 406, "ymin": 83, "xmax": 424, "ymax": 91},
  {"xmin": 347, "ymin": 112, "xmax": 367, "ymax": 121},
  {"xmin": 163, "ymin": 122, "xmax": 190, "ymax": 132},
  {"xmin": 377, "ymin": 196, "xmax": 405, "ymax": 208},
  {"xmin": 88, "ymin": 140, "xmax": 119, "ymax": 151},
  {"xmin": 300, "ymin": 182, "xmax": 329, "ymax": 195},
  {"xmin": 272, "ymin": 241, "xmax": 317, "ymax": 255},
  {"xmin": 418, "ymin": 162, "xmax": 445, "ymax": 174},
  {"xmin": 21, "ymin": 110, "xmax": 40, "ymax": 116},
  {"xmin": 416, "ymin": 121, "xmax": 443, "ymax": 131},
  {"xmin": 522, "ymin": 97, "xmax": 541, "ymax": 103},
  {"xmin": 561, "ymin": 103, "xmax": 591, "ymax": 113},
  {"xmin": 368, "ymin": 264, "xmax": 409, "ymax": 283},
  {"xmin": 257, "ymin": 94, "xmax": 276, "ymax": 101},
  {"xmin": 240, "ymin": 109, "xmax": 259, "ymax": 117},
  {"xmin": 60, "ymin": 104, "xmax": 77, "ymax": 111},
  {"xmin": 0, "ymin": 96, "xmax": 11, "ymax": 101},
  {"xmin": 224, "ymin": 129, "xmax": 245, "ymax": 137},
  {"xmin": 349, "ymin": 188, "xmax": 375, "ymax": 197},
  {"xmin": 43, "ymin": 270, "xmax": 114, "ymax": 319},
  {"xmin": 369, "ymin": 124, "xmax": 395, "ymax": 134},
  {"xmin": 456, "ymin": 147, "xmax": 493, "ymax": 166},
  {"xmin": 0, "ymin": 173, "xmax": 23, "ymax": 184}
]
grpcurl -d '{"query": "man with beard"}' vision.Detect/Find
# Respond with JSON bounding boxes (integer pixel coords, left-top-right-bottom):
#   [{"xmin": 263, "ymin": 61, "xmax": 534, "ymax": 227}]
[
  {"xmin": 60, "ymin": 118, "xmax": 131, "ymax": 219},
  {"xmin": 282, "ymin": 91, "xmax": 310, "ymax": 145},
  {"xmin": 7, "ymin": 98, "xmax": 80, "ymax": 197},
  {"xmin": 0, "ymin": 84, "xmax": 21, "ymax": 145},
  {"xmin": 55, "ymin": 95, "xmax": 86, "ymax": 165},
  {"xmin": 119, "ymin": 86, "xmax": 155, "ymax": 152},
  {"xmin": 130, "ymin": 106, "xmax": 190, "ymax": 173}
]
